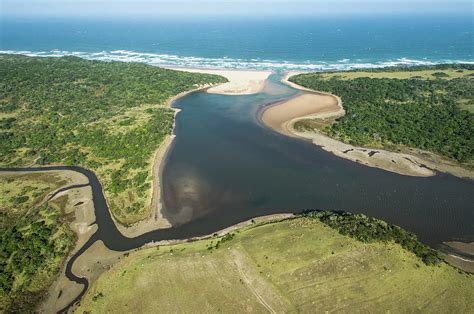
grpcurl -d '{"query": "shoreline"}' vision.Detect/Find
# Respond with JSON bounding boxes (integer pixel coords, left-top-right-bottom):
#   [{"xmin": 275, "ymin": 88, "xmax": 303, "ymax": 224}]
[
  {"xmin": 110, "ymin": 83, "xmax": 219, "ymax": 237},
  {"xmin": 111, "ymin": 67, "xmax": 274, "ymax": 236},
  {"xmin": 166, "ymin": 66, "xmax": 272, "ymax": 95},
  {"xmin": 264, "ymin": 72, "xmax": 474, "ymax": 179}
]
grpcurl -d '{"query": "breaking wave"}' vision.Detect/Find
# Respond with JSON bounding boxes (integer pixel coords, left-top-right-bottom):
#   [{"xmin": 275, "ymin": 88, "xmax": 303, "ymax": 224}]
[{"xmin": 1, "ymin": 49, "xmax": 472, "ymax": 71}]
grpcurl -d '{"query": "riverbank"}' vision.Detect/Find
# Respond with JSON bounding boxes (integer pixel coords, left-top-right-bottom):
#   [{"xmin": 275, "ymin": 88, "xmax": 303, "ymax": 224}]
[
  {"xmin": 110, "ymin": 84, "xmax": 218, "ymax": 237},
  {"xmin": 111, "ymin": 69, "xmax": 274, "ymax": 237},
  {"xmin": 265, "ymin": 72, "xmax": 474, "ymax": 179},
  {"xmin": 68, "ymin": 213, "xmax": 294, "ymax": 313},
  {"xmin": 78, "ymin": 215, "xmax": 474, "ymax": 313},
  {"xmin": 40, "ymin": 182, "xmax": 97, "ymax": 312},
  {"xmin": 167, "ymin": 67, "xmax": 272, "ymax": 95},
  {"xmin": 0, "ymin": 169, "xmax": 95, "ymax": 312}
]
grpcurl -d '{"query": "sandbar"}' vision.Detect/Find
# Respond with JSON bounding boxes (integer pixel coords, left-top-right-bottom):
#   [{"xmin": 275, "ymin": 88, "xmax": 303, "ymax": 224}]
[{"xmin": 168, "ymin": 67, "xmax": 272, "ymax": 95}]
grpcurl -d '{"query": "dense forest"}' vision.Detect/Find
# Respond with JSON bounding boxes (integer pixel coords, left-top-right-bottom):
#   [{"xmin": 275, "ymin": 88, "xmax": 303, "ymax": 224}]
[
  {"xmin": 0, "ymin": 174, "xmax": 74, "ymax": 312},
  {"xmin": 0, "ymin": 55, "xmax": 227, "ymax": 224},
  {"xmin": 290, "ymin": 66, "xmax": 474, "ymax": 165}
]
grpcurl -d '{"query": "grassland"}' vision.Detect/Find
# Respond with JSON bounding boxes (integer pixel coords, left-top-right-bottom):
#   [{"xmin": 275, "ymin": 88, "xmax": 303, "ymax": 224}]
[
  {"xmin": 0, "ymin": 54, "xmax": 227, "ymax": 225},
  {"xmin": 79, "ymin": 217, "xmax": 473, "ymax": 313},
  {"xmin": 317, "ymin": 68, "xmax": 474, "ymax": 80},
  {"xmin": 0, "ymin": 173, "xmax": 76, "ymax": 312},
  {"xmin": 290, "ymin": 65, "xmax": 474, "ymax": 167}
]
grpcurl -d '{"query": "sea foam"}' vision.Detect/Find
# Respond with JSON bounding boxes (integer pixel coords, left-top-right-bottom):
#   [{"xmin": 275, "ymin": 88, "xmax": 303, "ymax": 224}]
[{"xmin": 0, "ymin": 49, "xmax": 472, "ymax": 71}]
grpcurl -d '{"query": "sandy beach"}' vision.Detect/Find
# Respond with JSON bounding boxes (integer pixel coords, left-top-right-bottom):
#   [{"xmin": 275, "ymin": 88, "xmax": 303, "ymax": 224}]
[{"xmin": 168, "ymin": 67, "xmax": 272, "ymax": 95}]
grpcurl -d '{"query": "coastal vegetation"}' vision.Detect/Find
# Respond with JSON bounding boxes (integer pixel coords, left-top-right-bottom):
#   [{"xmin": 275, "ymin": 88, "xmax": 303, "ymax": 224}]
[
  {"xmin": 0, "ymin": 173, "xmax": 74, "ymax": 313},
  {"xmin": 305, "ymin": 211, "xmax": 441, "ymax": 265},
  {"xmin": 0, "ymin": 54, "xmax": 227, "ymax": 224},
  {"xmin": 78, "ymin": 215, "xmax": 473, "ymax": 312},
  {"xmin": 291, "ymin": 65, "xmax": 474, "ymax": 166}
]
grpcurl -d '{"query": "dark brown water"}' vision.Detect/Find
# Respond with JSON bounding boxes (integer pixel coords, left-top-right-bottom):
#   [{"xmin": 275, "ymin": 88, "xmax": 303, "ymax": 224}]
[{"xmin": 162, "ymin": 73, "xmax": 474, "ymax": 246}]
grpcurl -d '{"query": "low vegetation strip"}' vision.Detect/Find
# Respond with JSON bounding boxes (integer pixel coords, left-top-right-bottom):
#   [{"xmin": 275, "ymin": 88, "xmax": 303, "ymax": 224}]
[
  {"xmin": 0, "ymin": 55, "xmax": 227, "ymax": 224},
  {"xmin": 305, "ymin": 210, "xmax": 441, "ymax": 265},
  {"xmin": 290, "ymin": 65, "xmax": 474, "ymax": 166},
  {"xmin": 79, "ymin": 216, "xmax": 473, "ymax": 313}
]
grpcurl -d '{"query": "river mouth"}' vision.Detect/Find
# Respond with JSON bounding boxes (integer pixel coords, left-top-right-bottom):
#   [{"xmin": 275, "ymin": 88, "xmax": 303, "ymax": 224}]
[
  {"xmin": 162, "ymin": 73, "xmax": 474, "ymax": 247},
  {"xmin": 2, "ymin": 74, "xmax": 473, "ymax": 311}
]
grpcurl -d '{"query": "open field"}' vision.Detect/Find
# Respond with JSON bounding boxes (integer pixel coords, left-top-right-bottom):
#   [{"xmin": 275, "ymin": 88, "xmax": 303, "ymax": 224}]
[
  {"xmin": 316, "ymin": 68, "xmax": 474, "ymax": 80},
  {"xmin": 79, "ymin": 217, "xmax": 473, "ymax": 313}
]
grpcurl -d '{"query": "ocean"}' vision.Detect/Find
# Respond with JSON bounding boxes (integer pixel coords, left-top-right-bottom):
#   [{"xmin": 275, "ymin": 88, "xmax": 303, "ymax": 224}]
[{"xmin": 1, "ymin": 15, "xmax": 472, "ymax": 70}]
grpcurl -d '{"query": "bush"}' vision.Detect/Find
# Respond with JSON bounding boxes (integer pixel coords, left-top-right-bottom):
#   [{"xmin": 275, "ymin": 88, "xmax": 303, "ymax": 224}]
[
  {"xmin": 290, "ymin": 66, "xmax": 474, "ymax": 163},
  {"xmin": 305, "ymin": 210, "xmax": 442, "ymax": 266}
]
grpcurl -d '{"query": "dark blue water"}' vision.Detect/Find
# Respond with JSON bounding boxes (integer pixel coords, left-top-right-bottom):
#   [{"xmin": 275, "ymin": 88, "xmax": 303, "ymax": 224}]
[
  {"xmin": 1, "ymin": 15, "xmax": 473, "ymax": 244},
  {"xmin": 1, "ymin": 16, "xmax": 472, "ymax": 69},
  {"xmin": 162, "ymin": 74, "xmax": 474, "ymax": 246}
]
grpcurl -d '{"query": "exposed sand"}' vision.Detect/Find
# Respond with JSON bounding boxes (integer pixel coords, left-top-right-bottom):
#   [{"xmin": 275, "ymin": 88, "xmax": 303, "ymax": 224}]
[
  {"xmin": 262, "ymin": 92, "xmax": 344, "ymax": 137},
  {"xmin": 142, "ymin": 213, "xmax": 295, "ymax": 248},
  {"xmin": 168, "ymin": 67, "xmax": 272, "ymax": 95},
  {"xmin": 39, "ymin": 182, "xmax": 97, "ymax": 312},
  {"xmin": 260, "ymin": 72, "xmax": 474, "ymax": 178},
  {"xmin": 442, "ymin": 241, "xmax": 474, "ymax": 273}
]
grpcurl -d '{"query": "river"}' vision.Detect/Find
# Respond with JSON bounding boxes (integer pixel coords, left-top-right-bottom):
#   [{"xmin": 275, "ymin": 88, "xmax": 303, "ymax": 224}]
[{"xmin": 1, "ymin": 74, "xmax": 473, "ymax": 311}]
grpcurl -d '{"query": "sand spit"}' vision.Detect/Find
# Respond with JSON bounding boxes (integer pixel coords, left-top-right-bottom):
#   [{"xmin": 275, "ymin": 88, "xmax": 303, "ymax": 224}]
[
  {"xmin": 168, "ymin": 67, "xmax": 272, "ymax": 95},
  {"xmin": 259, "ymin": 74, "xmax": 434, "ymax": 177},
  {"xmin": 261, "ymin": 72, "xmax": 474, "ymax": 179},
  {"xmin": 142, "ymin": 213, "xmax": 295, "ymax": 248},
  {"xmin": 262, "ymin": 92, "xmax": 344, "ymax": 137}
]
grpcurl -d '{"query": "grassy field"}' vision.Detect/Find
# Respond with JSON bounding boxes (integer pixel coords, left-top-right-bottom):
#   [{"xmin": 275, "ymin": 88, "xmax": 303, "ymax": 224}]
[
  {"xmin": 317, "ymin": 68, "xmax": 474, "ymax": 80},
  {"xmin": 79, "ymin": 217, "xmax": 473, "ymax": 313},
  {"xmin": 0, "ymin": 173, "xmax": 76, "ymax": 312}
]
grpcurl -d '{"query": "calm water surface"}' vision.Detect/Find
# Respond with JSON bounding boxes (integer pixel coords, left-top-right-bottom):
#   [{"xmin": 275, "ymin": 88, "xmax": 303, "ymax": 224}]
[{"xmin": 162, "ymin": 74, "xmax": 474, "ymax": 247}]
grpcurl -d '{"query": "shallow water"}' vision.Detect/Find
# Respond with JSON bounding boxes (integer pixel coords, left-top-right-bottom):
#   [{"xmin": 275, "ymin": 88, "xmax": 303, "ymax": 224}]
[{"xmin": 162, "ymin": 74, "xmax": 474, "ymax": 246}]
